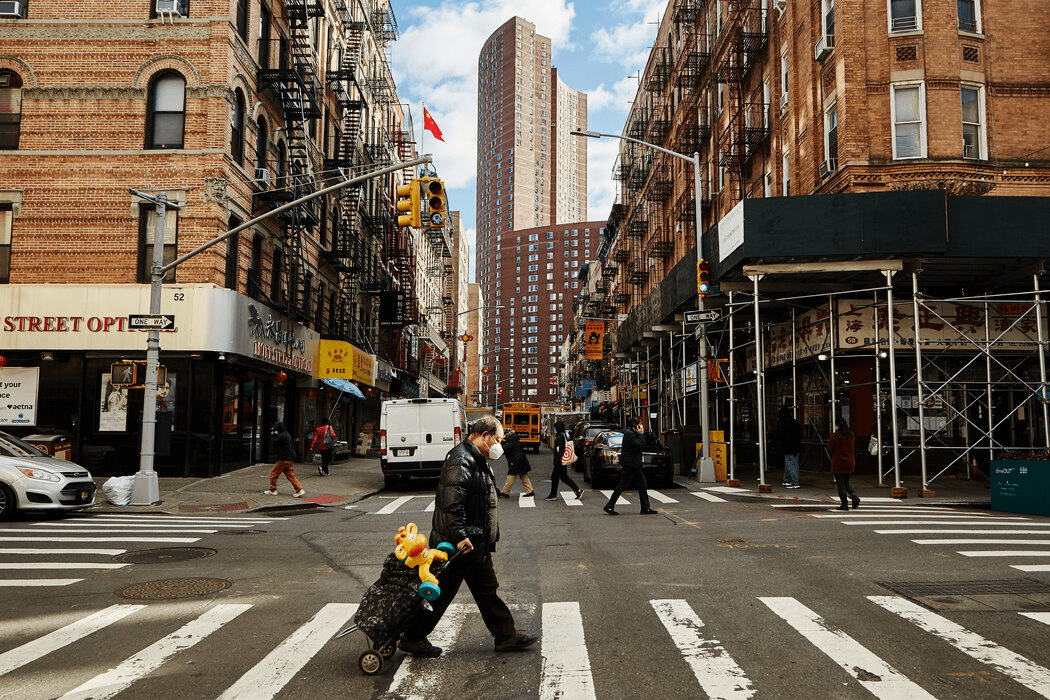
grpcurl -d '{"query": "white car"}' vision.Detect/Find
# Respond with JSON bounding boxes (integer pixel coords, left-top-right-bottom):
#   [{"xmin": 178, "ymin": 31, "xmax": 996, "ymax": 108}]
[{"xmin": 0, "ymin": 431, "xmax": 96, "ymax": 520}]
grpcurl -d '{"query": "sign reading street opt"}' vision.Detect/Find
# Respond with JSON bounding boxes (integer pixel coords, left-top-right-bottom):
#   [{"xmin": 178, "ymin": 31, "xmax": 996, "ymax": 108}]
[
  {"xmin": 684, "ymin": 310, "xmax": 719, "ymax": 324},
  {"xmin": 128, "ymin": 314, "xmax": 176, "ymax": 330}
]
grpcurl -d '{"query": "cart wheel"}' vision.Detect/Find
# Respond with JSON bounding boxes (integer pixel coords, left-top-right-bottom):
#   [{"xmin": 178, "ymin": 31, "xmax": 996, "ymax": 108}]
[
  {"xmin": 419, "ymin": 581, "xmax": 441, "ymax": 601},
  {"xmin": 436, "ymin": 541, "xmax": 456, "ymax": 556},
  {"xmin": 380, "ymin": 640, "xmax": 397, "ymax": 658},
  {"xmin": 359, "ymin": 650, "xmax": 383, "ymax": 675}
]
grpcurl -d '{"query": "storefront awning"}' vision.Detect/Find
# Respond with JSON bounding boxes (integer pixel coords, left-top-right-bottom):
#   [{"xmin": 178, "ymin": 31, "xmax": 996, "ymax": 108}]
[{"xmin": 322, "ymin": 377, "xmax": 366, "ymax": 400}]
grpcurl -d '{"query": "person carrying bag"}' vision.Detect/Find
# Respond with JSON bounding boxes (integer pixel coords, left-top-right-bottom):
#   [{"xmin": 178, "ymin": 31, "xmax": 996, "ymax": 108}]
[
  {"xmin": 545, "ymin": 421, "xmax": 583, "ymax": 501},
  {"xmin": 311, "ymin": 420, "xmax": 336, "ymax": 476}
]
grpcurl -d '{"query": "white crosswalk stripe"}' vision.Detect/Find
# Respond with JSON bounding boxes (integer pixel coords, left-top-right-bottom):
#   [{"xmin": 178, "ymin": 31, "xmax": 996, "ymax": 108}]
[
  {"xmin": 366, "ymin": 490, "xmax": 686, "ymax": 514},
  {"xmin": 2, "ymin": 596, "xmax": 1048, "ymax": 697}
]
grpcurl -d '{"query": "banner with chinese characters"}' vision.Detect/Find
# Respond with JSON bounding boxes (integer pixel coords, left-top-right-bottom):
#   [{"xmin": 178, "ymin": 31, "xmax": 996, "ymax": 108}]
[
  {"xmin": 763, "ymin": 299, "xmax": 1041, "ymax": 368},
  {"xmin": 584, "ymin": 322, "xmax": 604, "ymax": 360}
]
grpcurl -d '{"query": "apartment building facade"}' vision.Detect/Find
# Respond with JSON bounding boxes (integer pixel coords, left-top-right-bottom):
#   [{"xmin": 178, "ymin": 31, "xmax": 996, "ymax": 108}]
[
  {"xmin": 580, "ymin": 0, "xmax": 1050, "ymax": 491},
  {"xmin": 0, "ymin": 0, "xmax": 459, "ymax": 476}
]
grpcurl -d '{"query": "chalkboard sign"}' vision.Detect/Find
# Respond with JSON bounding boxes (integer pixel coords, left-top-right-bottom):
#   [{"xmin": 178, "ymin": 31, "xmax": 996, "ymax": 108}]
[{"xmin": 991, "ymin": 460, "xmax": 1050, "ymax": 516}]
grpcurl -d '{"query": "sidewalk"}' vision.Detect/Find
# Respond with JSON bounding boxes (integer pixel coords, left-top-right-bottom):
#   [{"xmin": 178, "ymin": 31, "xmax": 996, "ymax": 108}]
[
  {"xmin": 88, "ymin": 456, "xmax": 386, "ymax": 515},
  {"xmin": 88, "ymin": 457, "xmax": 992, "ymax": 515}
]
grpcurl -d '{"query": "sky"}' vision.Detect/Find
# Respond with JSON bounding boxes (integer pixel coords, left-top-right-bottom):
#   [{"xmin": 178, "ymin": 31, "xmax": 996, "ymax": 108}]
[{"xmin": 387, "ymin": 0, "xmax": 667, "ymax": 282}]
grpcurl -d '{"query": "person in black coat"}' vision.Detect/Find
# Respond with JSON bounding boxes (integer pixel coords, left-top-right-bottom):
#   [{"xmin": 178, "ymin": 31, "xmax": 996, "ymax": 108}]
[
  {"xmin": 546, "ymin": 421, "xmax": 583, "ymax": 501},
  {"xmin": 498, "ymin": 429, "xmax": 534, "ymax": 498},
  {"xmin": 603, "ymin": 417, "xmax": 657, "ymax": 515},
  {"xmin": 776, "ymin": 407, "xmax": 803, "ymax": 488},
  {"xmin": 399, "ymin": 415, "xmax": 538, "ymax": 658}
]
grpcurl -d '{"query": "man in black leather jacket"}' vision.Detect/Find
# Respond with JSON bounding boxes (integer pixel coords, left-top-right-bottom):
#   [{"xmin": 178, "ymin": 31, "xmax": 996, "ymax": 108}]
[
  {"xmin": 399, "ymin": 415, "xmax": 538, "ymax": 658},
  {"xmin": 603, "ymin": 416, "xmax": 658, "ymax": 515}
]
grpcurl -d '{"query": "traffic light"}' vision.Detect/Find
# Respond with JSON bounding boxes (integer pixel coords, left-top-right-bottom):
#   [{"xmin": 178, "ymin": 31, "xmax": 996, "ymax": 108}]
[
  {"xmin": 423, "ymin": 178, "xmax": 447, "ymax": 228},
  {"xmin": 396, "ymin": 179, "xmax": 420, "ymax": 228},
  {"xmin": 697, "ymin": 258, "xmax": 711, "ymax": 298}
]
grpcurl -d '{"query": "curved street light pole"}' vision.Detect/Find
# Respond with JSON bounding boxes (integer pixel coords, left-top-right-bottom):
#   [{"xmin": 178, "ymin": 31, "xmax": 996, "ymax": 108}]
[{"xmin": 571, "ymin": 130, "xmax": 714, "ymax": 479}]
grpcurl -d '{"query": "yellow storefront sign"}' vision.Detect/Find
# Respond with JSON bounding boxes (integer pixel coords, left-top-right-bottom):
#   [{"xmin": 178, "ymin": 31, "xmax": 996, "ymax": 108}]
[{"xmin": 317, "ymin": 340, "xmax": 375, "ymax": 386}]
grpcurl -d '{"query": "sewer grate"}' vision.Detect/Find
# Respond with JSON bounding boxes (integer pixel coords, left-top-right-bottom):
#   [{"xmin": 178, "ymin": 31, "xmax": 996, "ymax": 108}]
[
  {"xmin": 878, "ymin": 579, "xmax": 1050, "ymax": 597},
  {"xmin": 116, "ymin": 577, "xmax": 232, "ymax": 600},
  {"xmin": 112, "ymin": 547, "xmax": 216, "ymax": 564}
]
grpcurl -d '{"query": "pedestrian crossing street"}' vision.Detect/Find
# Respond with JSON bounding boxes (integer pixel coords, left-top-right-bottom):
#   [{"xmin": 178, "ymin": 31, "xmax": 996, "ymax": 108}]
[
  {"xmin": 774, "ymin": 502, "xmax": 1050, "ymax": 574},
  {"xmin": 0, "ymin": 515, "xmax": 284, "ymax": 587},
  {"xmin": 365, "ymin": 487, "xmax": 725, "ymax": 515},
  {"xmin": 2, "ymin": 595, "xmax": 1049, "ymax": 699}
]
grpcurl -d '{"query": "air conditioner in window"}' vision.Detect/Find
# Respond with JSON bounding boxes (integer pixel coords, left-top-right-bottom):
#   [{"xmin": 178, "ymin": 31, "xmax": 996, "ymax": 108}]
[
  {"xmin": 0, "ymin": 1, "xmax": 26, "ymax": 17},
  {"xmin": 155, "ymin": 0, "xmax": 186, "ymax": 16},
  {"xmin": 254, "ymin": 168, "xmax": 271, "ymax": 189},
  {"xmin": 814, "ymin": 33, "xmax": 834, "ymax": 61},
  {"xmin": 818, "ymin": 159, "xmax": 838, "ymax": 178},
  {"xmin": 780, "ymin": 92, "xmax": 789, "ymax": 110}
]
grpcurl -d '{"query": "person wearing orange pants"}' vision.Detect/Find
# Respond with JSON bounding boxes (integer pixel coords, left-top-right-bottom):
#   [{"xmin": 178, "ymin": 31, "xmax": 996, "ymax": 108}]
[{"xmin": 264, "ymin": 421, "xmax": 305, "ymax": 497}]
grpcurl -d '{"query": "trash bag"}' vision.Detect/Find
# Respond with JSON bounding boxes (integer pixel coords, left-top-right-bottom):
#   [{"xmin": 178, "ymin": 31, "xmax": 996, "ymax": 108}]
[{"xmin": 101, "ymin": 475, "xmax": 135, "ymax": 506}]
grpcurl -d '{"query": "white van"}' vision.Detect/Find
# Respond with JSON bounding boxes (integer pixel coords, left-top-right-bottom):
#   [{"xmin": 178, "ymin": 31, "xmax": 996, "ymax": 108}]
[{"xmin": 380, "ymin": 398, "xmax": 467, "ymax": 488}]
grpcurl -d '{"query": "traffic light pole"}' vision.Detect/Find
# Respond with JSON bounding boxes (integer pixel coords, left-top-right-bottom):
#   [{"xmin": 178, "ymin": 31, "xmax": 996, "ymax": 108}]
[
  {"xmin": 126, "ymin": 155, "xmax": 432, "ymax": 505},
  {"xmin": 571, "ymin": 130, "xmax": 714, "ymax": 479}
]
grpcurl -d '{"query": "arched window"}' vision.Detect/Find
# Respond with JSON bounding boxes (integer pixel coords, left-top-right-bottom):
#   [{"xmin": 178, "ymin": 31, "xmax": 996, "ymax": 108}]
[
  {"xmin": 146, "ymin": 72, "xmax": 185, "ymax": 149},
  {"xmin": 0, "ymin": 71, "xmax": 22, "ymax": 151},
  {"xmin": 255, "ymin": 114, "xmax": 267, "ymax": 173},
  {"xmin": 231, "ymin": 89, "xmax": 245, "ymax": 165}
]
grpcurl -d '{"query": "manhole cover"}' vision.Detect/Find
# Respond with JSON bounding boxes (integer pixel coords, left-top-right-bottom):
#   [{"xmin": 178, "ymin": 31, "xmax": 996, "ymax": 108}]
[
  {"xmin": 116, "ymin": 577, "xmax": 232, "ymax": 600},
  {"xmin": 112, "ymin": 547, "xmax": 216, "ymax": 564}
]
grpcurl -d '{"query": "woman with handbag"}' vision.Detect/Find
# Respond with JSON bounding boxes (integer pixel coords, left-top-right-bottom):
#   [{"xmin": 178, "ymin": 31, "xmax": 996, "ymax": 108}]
[
  {"xmin": 546, "ymin": 421, "xmax": 584, "ymax": 501},
  {"xmin": 310, "ymin": 420, "xmax": 336, "ymax": 476}
]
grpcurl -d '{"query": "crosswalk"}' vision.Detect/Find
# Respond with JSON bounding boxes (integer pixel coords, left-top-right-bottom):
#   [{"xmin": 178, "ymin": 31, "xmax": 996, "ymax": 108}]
[
  {"xmin": 774, "ymin": 502, "xmax": 1050, "ymax": 573},
  {"xmin": 0, "ymin": 515, "xmax": 283, "ymax": 587},
  {"xmin": 363, "ymin": 488, "xmax": 730, "ymax": 515},
  {"xmin": 2, "ymin": 595, "xmax": 1049, "ymax": 699}
]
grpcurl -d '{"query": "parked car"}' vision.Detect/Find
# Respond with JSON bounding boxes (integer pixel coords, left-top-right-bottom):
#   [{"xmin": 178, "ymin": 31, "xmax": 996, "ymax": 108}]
[
  {"xmin": 571, "ymin": 422, "xmax": 617, "ymax": 472},
  {"xmin": 583, "ymin": 430, "xmax": 675, "ymax": 490},
  {"xmin": 0, "ymin": 430, "xmax": 96, "ymax": 520}
]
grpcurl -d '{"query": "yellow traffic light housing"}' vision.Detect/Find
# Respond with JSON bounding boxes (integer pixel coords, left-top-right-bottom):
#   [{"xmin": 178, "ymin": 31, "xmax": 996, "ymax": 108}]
[
  {"xmin": 396, "ymin": 180, "xmax": 421, "ymax": 228},
  {"xmin": 423, "ymin": 178, "xmax": 447, "ymax": 228},
  {"xmin": 697, "ymin": 259, "xmax": 711, "ymax": 298}
]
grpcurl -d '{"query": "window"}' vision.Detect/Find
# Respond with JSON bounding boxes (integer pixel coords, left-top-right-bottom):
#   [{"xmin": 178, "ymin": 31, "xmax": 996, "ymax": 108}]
[
  {"xmin": 824, "ymin": 103, "xmax": 838, "ymax": 164},
  {"xmin": 0, "ymin": 71, "xmax": 22, "ymax": 150},
  {"xmin": 137, "ymin": 203, "xmax": 178, "ymax": 283},
  {"xmin": 146, "ymin": 72, "xmax": 185, "ymax": 149},
  {"xmin": 961, "ymin": 85, "xmax": 984, "ymax": 159},
  {"xmin": 0, "ymin": 204, "xmax": 11, "ymax": 283},
  {"xmin": 892, "ymin": 84, "xmax": 925, "ymax": 159},
  {"xmin": 270, "ymin": 248, "xmax": 284, "ymax": 302},
  {"xmin": 821, "ymin": 0, "xmax": 835, "ymax": 41},
  {"xmin": 231, "ymin": 89, "xmax": 245, "ymax": 166},
  {"xmin": 248, "ymin": 235, "xmax": 264, "ymax": 300},
  {"xmin": 782, "ymin": 149, "xmax": 790, "ymax": 195},
  {"xmin": 889, "ymin": 0, "xmax": 919, "ymax": 32},
  {"xmin": 225, "ymin": 216, "xmax": 241, "ymax": 290},
  {"xmin": 255, "ymin": 115, "xmax": 267, "ymax": 172},
  {"xmin": 958, "ymin": 0, "xmax": 979, "ymax": 33},
  {"xmin": 236, "ymin": 0, "xmax": 249, "ymax": 44}
]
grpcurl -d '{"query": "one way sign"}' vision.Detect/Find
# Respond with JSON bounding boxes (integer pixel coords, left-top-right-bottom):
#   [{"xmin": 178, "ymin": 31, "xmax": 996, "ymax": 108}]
[{"xmin": 128, "ymin": 314, "xmax": 176, "ymax": 330}]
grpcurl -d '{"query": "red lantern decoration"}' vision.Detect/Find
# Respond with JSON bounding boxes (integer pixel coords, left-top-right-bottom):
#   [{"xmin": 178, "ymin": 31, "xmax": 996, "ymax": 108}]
[
  {"xmin": 0, "ymin": 355, "xmax": 6, "ymax": 367},
  {"xmin": 275, "ymin": 371, "xmax": 288, "ymax": 383}
]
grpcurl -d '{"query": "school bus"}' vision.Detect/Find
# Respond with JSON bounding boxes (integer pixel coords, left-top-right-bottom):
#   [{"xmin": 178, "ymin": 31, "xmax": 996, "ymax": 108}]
[{"xmin": 501, "ymin": 402, "xmax": 542, "ymax": 453}]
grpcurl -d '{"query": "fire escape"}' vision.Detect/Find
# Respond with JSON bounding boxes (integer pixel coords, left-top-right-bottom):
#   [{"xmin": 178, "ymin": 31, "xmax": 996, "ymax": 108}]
[
  {"xmin": 713, "ymin": 1, "xmax": 771, "ymax": 200},
  {"xmin": 256, "ymin": 0, "xmax": 324, "ymax": 323}
]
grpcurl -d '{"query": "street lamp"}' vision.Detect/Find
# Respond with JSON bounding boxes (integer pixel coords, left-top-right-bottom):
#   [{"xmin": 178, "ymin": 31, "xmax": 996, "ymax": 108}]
[
  {"xmin": 571, "ymin": 129, "xmax": 715, "ymax": 479},
  {"xmin": 453, "ymin": 305, "xmax": 503, "ymax": 406}
]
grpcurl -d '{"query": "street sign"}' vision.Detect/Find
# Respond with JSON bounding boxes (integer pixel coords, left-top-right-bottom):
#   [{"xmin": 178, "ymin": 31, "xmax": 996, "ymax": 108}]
[
  {"xmin": 684, "ymin": 310, "xmax": 719, "ymax": 324},
  {"xmin": 129, "ymin": 314, "xmax": 176, "ymax": 330}
]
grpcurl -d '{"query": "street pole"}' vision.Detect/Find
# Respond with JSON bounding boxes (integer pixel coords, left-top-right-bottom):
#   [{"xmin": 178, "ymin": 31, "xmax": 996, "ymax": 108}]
[
  {"xmin": 571, "ymin": 130, "xmax": 715, "ymax": 479},
  {"xmin": 127, "ymin": 155, "xmax": 432, "ymax": 506}
]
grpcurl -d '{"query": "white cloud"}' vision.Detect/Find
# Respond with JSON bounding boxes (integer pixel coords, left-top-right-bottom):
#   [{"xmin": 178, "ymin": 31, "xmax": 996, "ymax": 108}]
[
  {"xmin": 584, "ymin": 136, "xmax": 620, "ymax": 226},
  {"xmin": 588, "ymin": 0, "xmax": 664, "ymax": 68},
  {"xmin": 586, "ymin": 75, "xmax": 643, "ymax": 114}
]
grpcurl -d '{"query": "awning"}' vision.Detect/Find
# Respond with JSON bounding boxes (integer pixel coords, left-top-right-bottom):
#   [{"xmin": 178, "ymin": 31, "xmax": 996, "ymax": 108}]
[{"xmin": 322, "ymin": 377, "xmax": 366, "ymax": 400}]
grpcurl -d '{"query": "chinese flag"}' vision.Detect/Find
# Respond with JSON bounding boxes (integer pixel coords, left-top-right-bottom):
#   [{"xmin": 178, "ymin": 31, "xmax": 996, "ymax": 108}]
[{"xmin": 423, "ymin": 107, "xmax": 445, "ymax": 142}]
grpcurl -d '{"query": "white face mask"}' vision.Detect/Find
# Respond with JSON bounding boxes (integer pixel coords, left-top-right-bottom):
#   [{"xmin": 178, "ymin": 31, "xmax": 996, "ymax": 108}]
[{"xmin": 487, "ymin": 438, "xmax": 505, "ymax": 461}]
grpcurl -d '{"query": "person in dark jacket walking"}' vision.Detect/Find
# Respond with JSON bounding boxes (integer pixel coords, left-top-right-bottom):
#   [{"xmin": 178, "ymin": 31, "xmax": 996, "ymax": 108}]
[
  {"xmin": 264, "ymin": 421, "xmax": 305, "ymax": 497},
  {"xmin": 776, "ymin": 407, "xmax": 803, "ymax": 488},
  {"xmin": 604, "ymin": 417, "xmax": 657, "ymax": 515},
  {"xmin": 546, "ymin": 421, "xmax": 583, "ymax": 501},
  {"xmin": 828, "ymin": 417, "xmax": 859, "ymax": 511},
  {"xmin": 498, "ymin": 429, "xmax": 534, "ymax": 498},
  {"xmin": 399, "ymin": 415, "xmax": 538, "ymax": 658}
]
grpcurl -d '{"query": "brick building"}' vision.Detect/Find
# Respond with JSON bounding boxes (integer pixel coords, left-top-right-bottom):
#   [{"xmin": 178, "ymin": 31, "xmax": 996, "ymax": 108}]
[
  {"xmin": 0, "ymin": 0, "xmax": 460, "ymax": 476},
  {"xmin": 576, "ymin": 0, "xmax": 1050, "ymax": 493}
]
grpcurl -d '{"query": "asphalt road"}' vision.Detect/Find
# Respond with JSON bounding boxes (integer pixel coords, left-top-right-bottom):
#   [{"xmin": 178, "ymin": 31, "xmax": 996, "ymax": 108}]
[{"xmin": 2, "ymin": 445, "xmax": 1049, "ymax": 699}]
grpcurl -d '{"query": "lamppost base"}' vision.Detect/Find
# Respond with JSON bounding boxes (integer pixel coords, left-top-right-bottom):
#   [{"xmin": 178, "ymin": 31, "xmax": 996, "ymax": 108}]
[
  {"xmin": 695, "ymin": 457, "xmax": 717, "ymax": 483},
  {"xmin": 130, "ymin": 471, "xmax": 160, "ymax": 506}
]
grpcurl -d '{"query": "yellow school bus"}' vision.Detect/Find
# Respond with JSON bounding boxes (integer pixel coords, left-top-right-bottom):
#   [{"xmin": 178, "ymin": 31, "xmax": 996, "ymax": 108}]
[{"xmin": 501, "ymin": 402, "xmax": 542, "ymax": 453}]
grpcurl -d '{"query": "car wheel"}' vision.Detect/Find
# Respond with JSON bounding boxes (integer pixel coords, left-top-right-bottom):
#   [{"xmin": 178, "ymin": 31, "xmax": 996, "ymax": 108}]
[
  {"xmin": 383, "ymin": 474, "xmax": 399, "ymax": 489},
  {"xmin": 0, "ymin": 483, "xmax": 15, "ymax": 521}
]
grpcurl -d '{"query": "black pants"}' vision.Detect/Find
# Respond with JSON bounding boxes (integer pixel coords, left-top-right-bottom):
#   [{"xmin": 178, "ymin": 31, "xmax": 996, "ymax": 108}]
[
  {"xmin": 547, "ymin": 462, "xmax": 580, "ymax": 498},
  {"xmin": 318, "ymin": 449, "xmax": 332, "ymax": 475},
  {"xmin": 834, "ymin": 473, "xmax": 857, "ymax": 505},
  {"xmin": 606, "ymin": 464, "xmax": 651, "ymax": 511},
  {"xmin": 403, "ymin": 550, "xmax": 516, "ymax": 642}
]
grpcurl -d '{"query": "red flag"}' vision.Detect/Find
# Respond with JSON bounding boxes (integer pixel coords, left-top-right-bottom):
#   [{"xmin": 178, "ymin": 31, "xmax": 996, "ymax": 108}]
[{"xmin": 423, "ymin": 107, "xmax": 445, "ymax": 142}]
